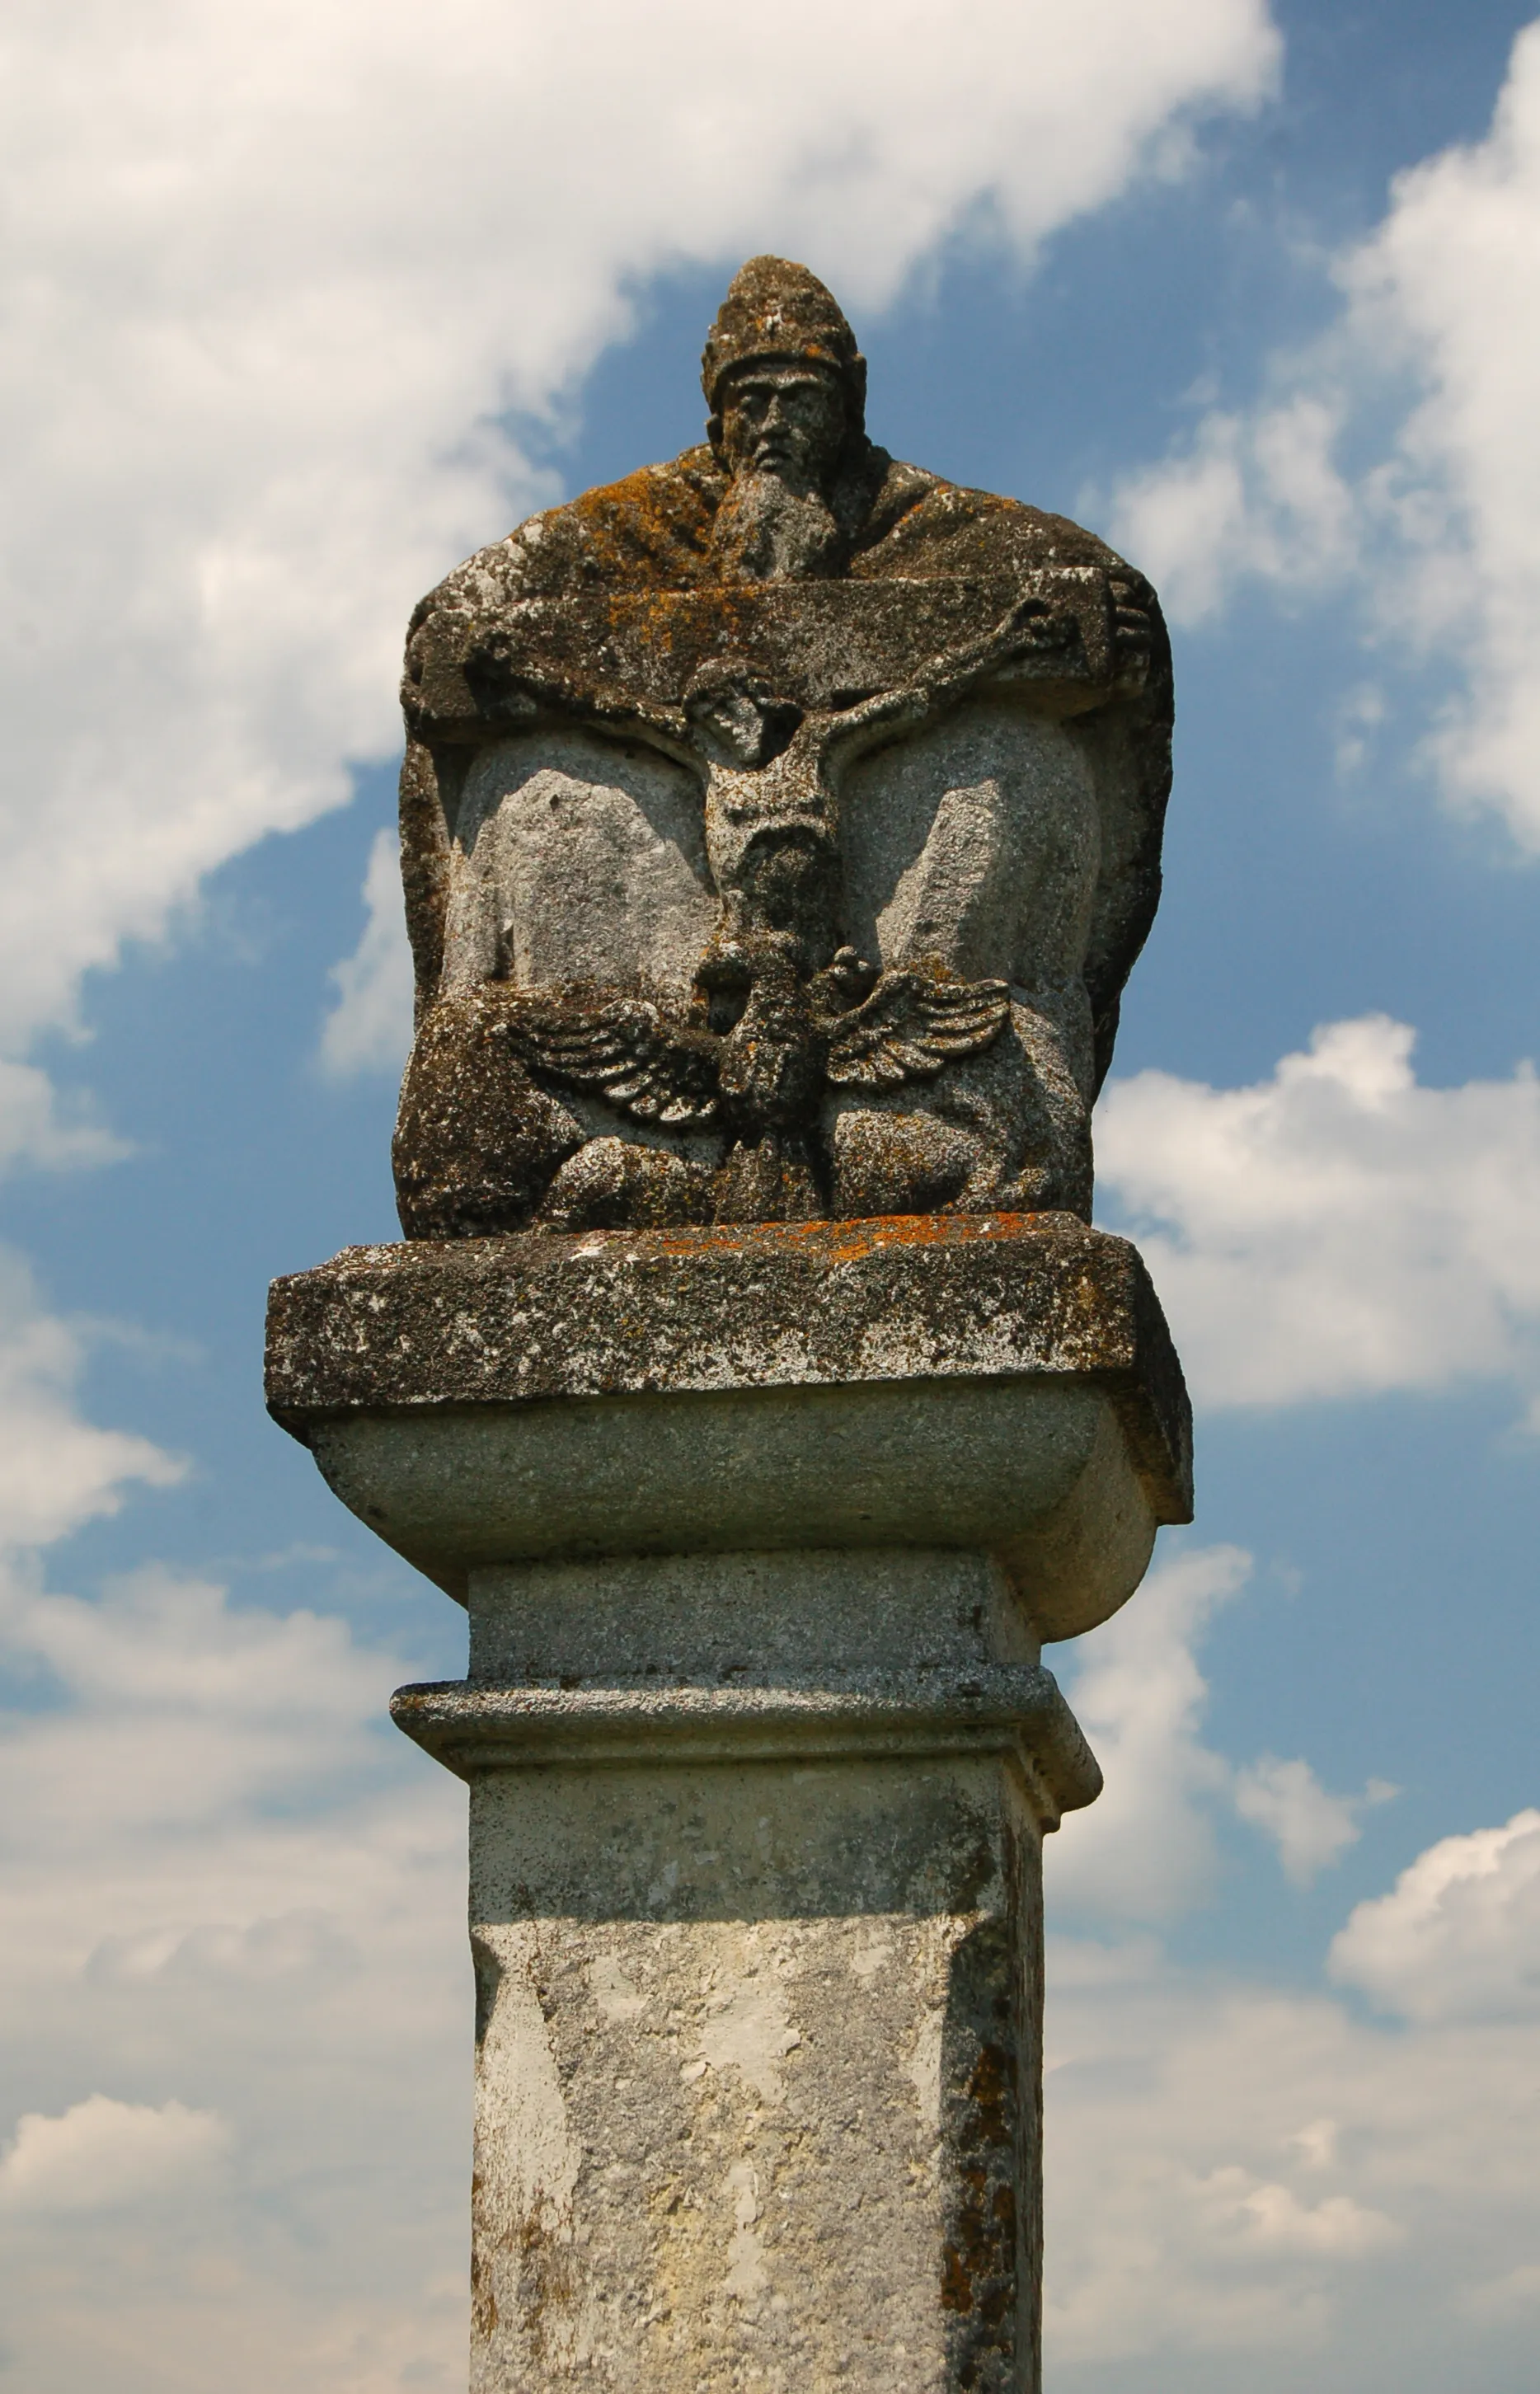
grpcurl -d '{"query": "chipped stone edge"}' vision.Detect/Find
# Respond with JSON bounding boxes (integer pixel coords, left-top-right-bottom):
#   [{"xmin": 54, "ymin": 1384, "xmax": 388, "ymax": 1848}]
[{"xmin": 266, "ymin": 1213, "xmax": 1194, "ymax": 1528}]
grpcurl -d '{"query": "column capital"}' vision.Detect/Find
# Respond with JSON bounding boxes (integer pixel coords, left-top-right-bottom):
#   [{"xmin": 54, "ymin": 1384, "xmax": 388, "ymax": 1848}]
[{"xmin": 265, "ymin": 1211, "xmax": 1190, "ymax": 1641}]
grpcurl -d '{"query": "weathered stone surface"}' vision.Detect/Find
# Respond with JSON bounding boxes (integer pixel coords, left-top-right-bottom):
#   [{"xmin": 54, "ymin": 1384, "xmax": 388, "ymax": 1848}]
[
  {"xmin": 299, "ymin": 1377, "xmax": 1158, "ymax": 1634},
  {"xmin": 396, "ymin": 1547, "xmax": 1100, "ymax": 1798},
  {"xmin": 457, "ymin": 1751, "xmax": 1047, "ymax": 2391},
  {"xmin": 411, "ymin": 574, "xmax": 1126, "ymax": 728},
  {"xmin": 269, "ymin": 254, "xmax": 1194, "ymax": 2392},
  {"xmin": 390, "ymin": 256, "xmax": 1173, "ymax": 1234},
  {"xmin": 266, "ymin": 1209, "xmax": 1189, "ymax": 1476},
  {"xmin": 270, "ymin": 1231, "xmax": 1188, "ymax": 2387},
  {"xmin": 384, "ymin": 1543, "xmax": 1090, "ymax": 2390},
  {"xmin": 265, "ymin": 1212, "xmax": 1190, "ymax": 1634}
]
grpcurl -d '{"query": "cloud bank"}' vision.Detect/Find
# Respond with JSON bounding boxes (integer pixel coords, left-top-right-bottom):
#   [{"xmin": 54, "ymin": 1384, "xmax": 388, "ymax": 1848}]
[
  {"xmin": 1043, "ymin": 1556, "xmax": 1540, "ymax": 2389},
  {"xmin": 0, "ymin": 1460, "xmax": 1527, "ymax": 2390},
  {"xmin": 0, "ymin": 1225, "xmax": 465, "ymax": 2387},
  {"xmin": 1331, "ymin": 1808, "xmax": 1540, "ymax": 2023},
  {"xmin": 0, "ymin": 1547, "xmax": 468, "ymax": 2391},
  {"xmin": 0, "ymin": 0, "xmax": 1278, "ymax": 1087},
  {"xmin": 1109, "ymin": 19, "xmax": 1540, "ymax": 847},
  {"xmin": 0, "ymin": 2096, "xmax": 228, "ymax": 2216},
  {"xmin": 1096, "ymin": 1013, "xmax": 1540, "ymax": 1409},
  {"xmin": 4, "ymin": 10, "xmax": 1538, "ymax": 2385},
  {"xmin": 1050, "ymin": 1545, "xmax": 1390, "ymax": 1917}
]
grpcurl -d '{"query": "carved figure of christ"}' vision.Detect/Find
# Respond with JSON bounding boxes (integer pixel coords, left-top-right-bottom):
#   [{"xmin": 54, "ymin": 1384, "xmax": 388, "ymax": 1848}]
[{"xmin": 391, "ymin": 254, "xmax": 1171, "ymax": 1237}]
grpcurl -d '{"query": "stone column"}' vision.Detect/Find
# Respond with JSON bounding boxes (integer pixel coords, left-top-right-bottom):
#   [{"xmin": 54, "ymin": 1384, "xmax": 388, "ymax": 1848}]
[{"xmin": 266, "ymin": 1213, "xmax": 1189, "ymax": 2392}]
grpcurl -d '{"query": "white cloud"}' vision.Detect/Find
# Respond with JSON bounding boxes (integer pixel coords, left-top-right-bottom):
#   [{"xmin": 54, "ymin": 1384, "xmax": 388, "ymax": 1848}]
[
  {"xmin": 1043, "ymin": 1936, "xmax": 1540, "ymax": 2384},
  {"xmin": 1207, "ymin": 2168, "xmax": 1402, "ymax": 2257},
  {"xmin": 0, "ymin": 0, "xmax": 1279, "ymax": 1090},
  {"xmin": 0, "ymin": 845, "xmax": 467, "ymax": 2382},
  {"xmin": 0, "ymin": 2095, "xmax": 228, "ymax": 2213},
  {"xmin": 1464, "ymin": 2260, "xmax": 1540, "ymax": 2321},
  {"xmin": 0, "ymin": 1563, "xmax": 402, "ymax": 1833},
  {"xmin": 1096, "ymin": 1013, "xmax": 1540, "ymax": 1408},
  {"xmin": 0, "ymin": 1063, "xmax": 128, "ymax": 1176},
  {"xmin": 1049, "ymin": 1543, "xmax": 1248, "ymax": 1918},
  {"xmin": 0, "ymin": 1522, "xmax": 1527, "ymax": 2387},
  {"xmin": 1051, "ymin": 1542, "xmax": 1392, "ymax": 1915},
  {"xmin": 1330, "ymin": 1808, "xmax": 1540, "ymax": 2022},
  {"xmin": 1112, "ymin": 393, "xmax": 1355, "ymax": 622},
  {"xmin": 0, "ymin": 1545, "xmax": 469, "ymax": 2391},
  {"xmin": 1108, "ymin": 20, "xmax": 1540, "ymax": 848},
  {"xmin": 1234, "ymin": 1757, "xmax": 1397, "ymax": 1888},
  {"xmin": 320, "ymin": 830, "xmax": 414, "ymax": 1077},
  {"xmin": 1042, "ymin": 1545, "xmax": 1540, "ymax": 2383},
  {"xmin": 0, "ymin": 1249, "xmax": 181, "ymax": 1549}
]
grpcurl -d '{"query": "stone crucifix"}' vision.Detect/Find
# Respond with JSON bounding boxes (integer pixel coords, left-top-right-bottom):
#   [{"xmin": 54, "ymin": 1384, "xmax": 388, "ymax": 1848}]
[
  {"xmin": 267, "ymin": 256, "xmax": 1190, "ymax": 2392},
  {"xmin": 392, "ymin": 254, "xmax": 1171, "ymax": 1241}
]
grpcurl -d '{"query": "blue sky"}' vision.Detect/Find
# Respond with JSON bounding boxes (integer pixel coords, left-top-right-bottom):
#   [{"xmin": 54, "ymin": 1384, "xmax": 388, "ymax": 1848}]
[{"xmin": 3, "ymin": 2, "xmax": 1540, "ymax": 2386}]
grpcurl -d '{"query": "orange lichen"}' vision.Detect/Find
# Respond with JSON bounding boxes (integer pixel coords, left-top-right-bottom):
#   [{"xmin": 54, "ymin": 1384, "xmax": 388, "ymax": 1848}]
[{"xmin": 594, "ymin": 1209, "xmax": 1051, "ymax": 1266}]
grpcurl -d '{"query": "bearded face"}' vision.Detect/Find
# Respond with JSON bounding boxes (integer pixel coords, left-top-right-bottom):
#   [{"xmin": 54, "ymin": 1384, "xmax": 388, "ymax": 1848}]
[{"xmin": 708, "ymin": 362, "xmax": 849, "ymax": 583}]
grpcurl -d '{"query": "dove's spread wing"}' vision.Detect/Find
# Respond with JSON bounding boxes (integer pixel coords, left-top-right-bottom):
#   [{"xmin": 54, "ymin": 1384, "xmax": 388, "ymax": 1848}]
[
  {"xmin": 825, "ymin": 966, "xmax": 1012, "ymax": 1090},
  {"xmin": 505, "ymin": 993, "xmax": 721, "ymax": 1127}
]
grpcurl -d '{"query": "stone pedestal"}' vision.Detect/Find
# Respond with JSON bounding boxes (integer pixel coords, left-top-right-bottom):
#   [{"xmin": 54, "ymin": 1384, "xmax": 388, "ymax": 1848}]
[{"xmin": 267, "ymin": 1213, "xmax": 1189, "ymax": 2392}]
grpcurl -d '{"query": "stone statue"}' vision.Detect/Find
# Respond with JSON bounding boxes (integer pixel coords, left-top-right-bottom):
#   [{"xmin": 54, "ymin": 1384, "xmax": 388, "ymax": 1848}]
[
  {"xmin": 273, "ymin": 252, "xmax": 1193, "ymax": 2388},
  {"xmin": 392, "ymin": 256, "xmax": 1172, "ymax": 1236}
]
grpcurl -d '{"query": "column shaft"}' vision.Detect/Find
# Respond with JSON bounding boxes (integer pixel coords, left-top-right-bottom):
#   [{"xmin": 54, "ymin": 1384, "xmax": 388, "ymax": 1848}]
[{"xmin": 396, "ymin": 1547, "xmax": 1095, "ymax": 2392}]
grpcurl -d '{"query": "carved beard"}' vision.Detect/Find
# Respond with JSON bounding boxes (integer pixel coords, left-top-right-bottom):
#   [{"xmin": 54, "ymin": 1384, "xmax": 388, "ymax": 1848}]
[{"xmin": 707, "ymin": 467, "xmax": 845, "ymax": 583}]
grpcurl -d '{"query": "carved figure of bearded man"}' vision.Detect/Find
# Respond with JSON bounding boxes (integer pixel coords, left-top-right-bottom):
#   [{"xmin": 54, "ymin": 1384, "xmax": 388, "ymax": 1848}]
[{"xmin": 391, "ymin": 256, "xmax": 1173, "ymax": 1235}]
